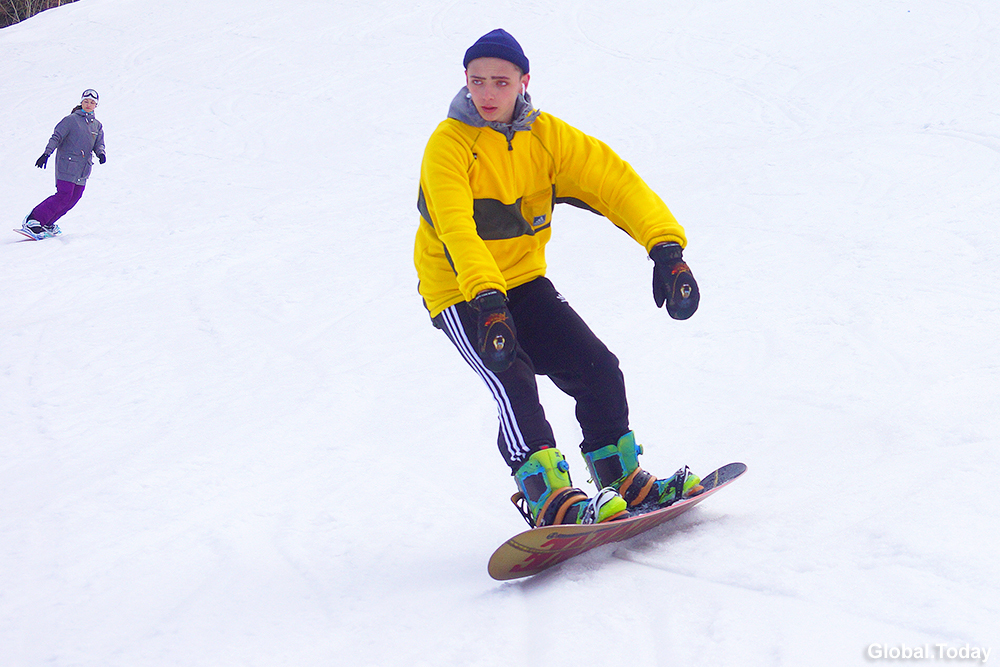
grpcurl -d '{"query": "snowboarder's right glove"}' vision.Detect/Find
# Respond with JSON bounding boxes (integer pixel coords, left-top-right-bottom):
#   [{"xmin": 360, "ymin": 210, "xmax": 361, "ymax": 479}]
[
  {"xmin": 470, "ymin": 289, "xmax": 517, "ymax": 373},
  {"xmin": 650, "ymin": 242, "xmax": 700, "ymax": 320},
  {"xmin": 35, "ymin": 154, "xmax": 48, "ymax": 169}
]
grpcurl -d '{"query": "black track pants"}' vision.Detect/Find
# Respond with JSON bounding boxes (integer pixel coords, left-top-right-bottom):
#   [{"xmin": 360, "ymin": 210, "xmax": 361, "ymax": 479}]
[{"xmin": 433, "ymin": 277, "xmax": 629, "ymax": 471}]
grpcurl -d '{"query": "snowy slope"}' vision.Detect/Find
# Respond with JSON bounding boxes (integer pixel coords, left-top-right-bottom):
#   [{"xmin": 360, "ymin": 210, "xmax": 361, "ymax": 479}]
[{"xmin": 2, "ymin": 1, "xmax": 998, "ymax": 665}]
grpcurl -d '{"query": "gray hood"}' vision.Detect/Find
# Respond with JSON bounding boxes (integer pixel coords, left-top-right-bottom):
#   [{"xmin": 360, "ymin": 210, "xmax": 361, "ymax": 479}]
[{"xmin": 447, "ymin": 87, "xmax": 540, "ymax": 143}]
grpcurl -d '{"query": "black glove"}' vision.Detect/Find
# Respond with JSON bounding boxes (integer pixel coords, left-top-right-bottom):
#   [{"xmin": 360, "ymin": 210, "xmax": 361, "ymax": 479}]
[
  {"xmin": 650, "ymin": 242, "xmax": 700, "ymax": 320},
  {"xmin": 97, "ymin": 153, "xmax": 106, "ymax": 164},
  {"xmin": 470, "ymin": 289, "xmax": 517, "ymax": 373},
  {"xmin": 35, "ymin": 154, "xmax": 49, "ymax": 169}
]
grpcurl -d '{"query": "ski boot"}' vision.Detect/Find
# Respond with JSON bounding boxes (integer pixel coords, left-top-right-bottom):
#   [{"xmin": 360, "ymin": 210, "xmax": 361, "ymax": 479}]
[
  {"xmin": 512, "ymin": 447, "xmax": 628, "ymax": 527},
  {"xmin": 582, "ymin": 431, "xmax": 703, "ymax": 511}
]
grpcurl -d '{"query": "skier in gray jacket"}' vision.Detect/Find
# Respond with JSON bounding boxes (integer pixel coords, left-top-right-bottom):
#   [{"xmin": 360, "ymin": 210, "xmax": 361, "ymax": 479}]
[{"xmin": 21, "ymin": 89, "xmax": 106, "ymax": 239}]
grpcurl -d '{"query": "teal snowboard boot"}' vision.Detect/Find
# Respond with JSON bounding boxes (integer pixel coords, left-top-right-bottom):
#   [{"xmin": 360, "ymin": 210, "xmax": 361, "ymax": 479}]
[
  {"xmin": 512, "ymin": 448, "xmax": 629, "ymax": 527},
  {"xmin": 20, "ymin": 215, "xmax": 46, "ymax": 240},
  {"xmin": 582, "ymin": 431, "xmax": 703, "ymax": 511}
]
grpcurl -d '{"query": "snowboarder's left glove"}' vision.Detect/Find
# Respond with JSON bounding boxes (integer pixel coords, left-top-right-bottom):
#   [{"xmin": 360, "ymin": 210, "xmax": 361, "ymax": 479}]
[
  {"xmin": 470, "ymin": 289, "xmax": 517, "ymax": 373},
  {"xmin": 97, "ymin": 153, "xmax": 106, "ymax": 164},
  {"xmin": 650, "ymin": 242, "xmax": 699, "ymax": 320}
]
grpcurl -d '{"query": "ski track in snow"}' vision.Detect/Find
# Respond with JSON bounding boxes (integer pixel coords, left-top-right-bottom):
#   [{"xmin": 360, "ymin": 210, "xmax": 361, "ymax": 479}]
[{"xmin": 2, "ymin": 1, "xmax": 999, "ymax": 666}]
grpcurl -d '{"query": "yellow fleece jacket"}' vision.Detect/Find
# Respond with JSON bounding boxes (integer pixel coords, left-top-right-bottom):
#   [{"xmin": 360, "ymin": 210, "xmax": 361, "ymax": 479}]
[{"xmin": 414, "ymin": 102, "xmax": 687, "ymax": 318}]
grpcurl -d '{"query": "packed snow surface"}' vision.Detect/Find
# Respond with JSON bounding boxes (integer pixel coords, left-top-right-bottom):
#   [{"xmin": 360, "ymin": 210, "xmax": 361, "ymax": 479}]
[{"xmin": 2, "ymin": 1, "xmax": 998, "ymax": 665}]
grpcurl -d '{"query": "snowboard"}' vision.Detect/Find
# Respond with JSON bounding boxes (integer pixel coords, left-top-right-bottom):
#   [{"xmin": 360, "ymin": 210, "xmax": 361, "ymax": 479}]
[
  {"xmin": 488, "ymin": 461, "xmax": 747, "ymax": 580},
  {"xmin": 13, "ymin": 228, "xmax": 59, "ymax": 241},
  {"xmin": 13, "ymin": 228, "xmax": 45, "ymax": 241}
]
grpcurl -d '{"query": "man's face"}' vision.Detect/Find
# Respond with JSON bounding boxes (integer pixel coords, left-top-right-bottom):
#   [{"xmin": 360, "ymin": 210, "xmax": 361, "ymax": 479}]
[{"xmin": 465, "ymin": 57, "xmax": 529, "ymax": 124}]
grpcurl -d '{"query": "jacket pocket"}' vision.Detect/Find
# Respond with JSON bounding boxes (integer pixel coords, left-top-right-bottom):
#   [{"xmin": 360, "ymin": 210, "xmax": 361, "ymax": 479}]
[
  {"xmin": 57, "ymin": 152, "xmax": 90, "ymax": 182},
  {"xmin": 521, "ymin": 186, "xmax": 554, "ymax": 231}
]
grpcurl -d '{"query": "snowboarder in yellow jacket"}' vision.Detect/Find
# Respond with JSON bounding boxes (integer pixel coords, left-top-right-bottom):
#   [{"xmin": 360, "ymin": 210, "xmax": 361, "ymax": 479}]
[{"xmin": 414, "ymin": 29, "xmax": 703, "ymax": 528}]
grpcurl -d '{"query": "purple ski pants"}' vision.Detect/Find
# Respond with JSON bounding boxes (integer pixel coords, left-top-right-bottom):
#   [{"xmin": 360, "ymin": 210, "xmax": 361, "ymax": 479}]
[{"xmin": 31, "ymin": 180, "xmax": 86, "ymax": 226}]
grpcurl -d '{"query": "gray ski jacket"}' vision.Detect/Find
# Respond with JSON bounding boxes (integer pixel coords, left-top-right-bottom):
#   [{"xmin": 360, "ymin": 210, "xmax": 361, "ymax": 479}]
[{"xmin": 44, "ymin": 109, "xmax": 105, "ymax": 185}]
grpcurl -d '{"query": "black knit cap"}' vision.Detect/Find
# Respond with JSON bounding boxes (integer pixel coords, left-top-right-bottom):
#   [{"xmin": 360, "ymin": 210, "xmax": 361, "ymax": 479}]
[{"xmin": 463, "ymin": 29, "xmax": 529, "ymax": 74}]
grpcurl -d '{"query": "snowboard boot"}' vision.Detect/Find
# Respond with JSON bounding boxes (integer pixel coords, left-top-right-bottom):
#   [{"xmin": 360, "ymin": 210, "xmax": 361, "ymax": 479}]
[
  {"xmin": 21, "ymin": 216, "xmax": 46, "ymax": 240},
  {"xmin": 582, "ymin": 431, "xmax": 703, "ymax": 511},
  {"xmin": 512, "ymin": 447, "xmax": 629, "ymax": 527},
  {"xmin": 41, "ymin": 222, "xmax": 62, "ymax": 237}
]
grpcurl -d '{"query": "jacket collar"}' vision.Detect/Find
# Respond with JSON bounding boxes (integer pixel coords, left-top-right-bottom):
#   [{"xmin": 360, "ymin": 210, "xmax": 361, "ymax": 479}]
[{"xmin": 447, "ymin": 87, "xmax": 540, "ymax": 140}]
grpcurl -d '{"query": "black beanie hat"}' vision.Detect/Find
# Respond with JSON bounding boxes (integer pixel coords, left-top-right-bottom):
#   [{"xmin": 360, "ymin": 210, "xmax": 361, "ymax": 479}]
[{"xmin": 463, "ymin": 29, "xmax": 529, "ymax": 74}]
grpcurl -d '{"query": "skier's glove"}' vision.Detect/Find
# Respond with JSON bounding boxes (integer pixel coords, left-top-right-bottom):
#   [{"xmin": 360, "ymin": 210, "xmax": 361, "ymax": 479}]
[
  {"xmin": 650, "ymin": 242, "xmax": 700, "ymax": 320},
  {"xmin": 35, "ymin": 154, "xmax": 49, "ymax": 169},
  {"xmin": 470, "ymin": 289, "xmax": 517, "ymax": 373},
  {"xmin": 97, "ymin": 153, "xmax": 106, "ymax": 164}
]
